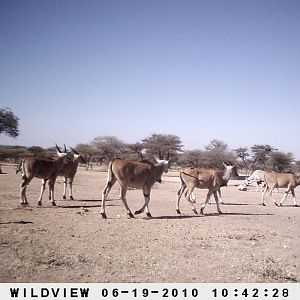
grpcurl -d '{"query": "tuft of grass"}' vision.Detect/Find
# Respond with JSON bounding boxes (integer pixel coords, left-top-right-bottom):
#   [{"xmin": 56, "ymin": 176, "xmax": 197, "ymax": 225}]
[
  {"xmin": 15, "ymin": 242, "xmax": 91, "ymax": 268},
  {"xmin": 260, "ymin": 257, "xmax": 298, "ymax": 282}
]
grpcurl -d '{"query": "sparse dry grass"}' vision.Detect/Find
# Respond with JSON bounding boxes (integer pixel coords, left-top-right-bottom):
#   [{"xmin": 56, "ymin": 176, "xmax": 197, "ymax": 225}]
[{"xmin": 0, "ymin": 165, "xmax": 299, "ymax": 282}]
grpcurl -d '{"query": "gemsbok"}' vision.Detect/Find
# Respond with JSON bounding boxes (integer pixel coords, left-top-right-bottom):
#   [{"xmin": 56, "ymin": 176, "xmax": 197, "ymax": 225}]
[
  {"xmin": 176, "ymin": 161, "xmax": 236, "ymax": 215},
  {"xmin": 262, "ymin": 171, "xmax": 300, "ymax": 207},
  {"xmin": 58, "ymin": 146, "xmax": 86, "ymax": 200},
  {"xmin": 20, "ymin": 145, "xmax": 68, "ymax": 206},
  {"xmin": 101, "ymin": 156, "xmax": 169, "ymax": 219}
]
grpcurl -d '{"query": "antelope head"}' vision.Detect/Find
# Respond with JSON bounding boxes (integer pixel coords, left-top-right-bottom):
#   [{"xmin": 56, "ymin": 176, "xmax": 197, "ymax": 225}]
[
  {"xmin": 70, "ymin": 146, "xmax": 86, "ymax": 163},
  {"xmin": 154, "ymin": 151, "xmax": 169, "ymax": 173},
  {"xmin": 56, "ymin": 144, "xmax": 68, "ymax": 158},
  {"xmin": 222, "ymin": 161, "xmax": 238, "ymax": 178}
]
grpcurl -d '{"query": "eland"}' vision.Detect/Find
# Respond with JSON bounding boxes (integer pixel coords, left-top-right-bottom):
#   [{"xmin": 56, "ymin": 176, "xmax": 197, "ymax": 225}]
[
  {"xmin": 58, "ymin": 147, "xmax": 86, "ymax": 200},
  {"xmin": 101, "ymin": 155, "xmax": 169, "ymax": 219},
  {"xmin": 262, "ymin": 171, "xmax": 300, "ymax": 207},
  {"xmin": 176, "ymin": 161, "xmax": 236, "ymax": 215},
  {"xmin": 19, "ymin": 145, "xmax": 68, "ymax": 206}
]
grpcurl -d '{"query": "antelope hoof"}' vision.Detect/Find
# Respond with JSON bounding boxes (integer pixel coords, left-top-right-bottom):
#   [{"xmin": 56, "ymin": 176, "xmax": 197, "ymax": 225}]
[
  {"xmin": 261, "ymin": 203, "xmax": 266, "ymax": 206},
  {"xmin": 52, "ymin": 201, "xmax": 56, "ymax": 206},
  {"xmin": 176, "ymin": 209, "xmax": 181, "ymax": 214},
  {"xmin": 218, "ymin": 210, "xmax": 223, "ymax": 214},
  {"xmin": 70, "ymin": 196, "xmax": 74, "ymax": 200},
  {"xmin": 294, "ymin": 204, "xmax": 299, "ymax": 207},
  {"xmin": 193, "ymin": 209, "xmax": 198, "ymax": 215},
  {"xmin": 146, "ymin": 212, "xmax": 152, "ymax": 218},
  {"xmin": 279, "ymin": 203, "xmax": 283, "ymax": 207},
  {"xmin": 38, "ymin": 202, "xmax": 42, "ymax": 206},
  {"xmin": 101, "ymin": 212, "xmax": 107, "ymax": 219},
  {"xmin": 134, "ymin": 210, "xmax": 142, "ymax": 215},
  {"xmin": 63, "ymin": 195, "xmax": 66, "ymax": 199},
  {"xmin": 128, "ymin": 212, "xmax": 135, "ymax": 218},
  {"xmin": 200, "ymin": 208, "xmax": 204, "ymax": 215}
]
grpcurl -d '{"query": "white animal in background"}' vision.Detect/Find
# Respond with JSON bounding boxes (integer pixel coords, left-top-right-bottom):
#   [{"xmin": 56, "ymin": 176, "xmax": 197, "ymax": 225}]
[
  {"xmin": 245, "ymin": 170, "xmax": 280, "ymax": 193},
  {"xmin": 245, "ymin": 170, "xmax": 267, "ymax": 192},
  {"xmin": 238, "ymin": 184, "xmax": 247, "ymax": 191}
]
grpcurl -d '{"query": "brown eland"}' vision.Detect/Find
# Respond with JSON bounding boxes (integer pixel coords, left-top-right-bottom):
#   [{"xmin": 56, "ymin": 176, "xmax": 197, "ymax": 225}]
[
  {"xmin": 262, "ymin": 171, "xmax": 300, "ymax": 206},
  {"xmin": 176, "ymin": 161, "xmax": 236, "ymax": 215},
  {"xmin": 19, "ymin": 144, "xmax": 68, "ymax": 206},
  {"xmin": 58, "ymin": 146, "xmax": 86, "ymax": 200},
  {"xmin": 101, "ymin": 155, "xmax": 169, "ymax": 219}
]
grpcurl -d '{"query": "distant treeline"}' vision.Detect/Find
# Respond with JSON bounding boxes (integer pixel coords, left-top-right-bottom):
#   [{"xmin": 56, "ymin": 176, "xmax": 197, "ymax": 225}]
[{"xmin": 1, "ymin": 134, "xmax": 299, "ymax": 174}]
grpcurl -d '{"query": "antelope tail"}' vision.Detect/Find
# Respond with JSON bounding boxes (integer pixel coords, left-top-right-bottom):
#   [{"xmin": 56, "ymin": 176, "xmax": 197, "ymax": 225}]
[
  {"xmin": 16, "ymin": 160, "xmax": 23, "ymax": 174},
  {"xmin": 106, "ymin": 159, "xmax": 115, "ymax": 188},
  {"xmin": 179, "ymin": 172, "xmax": 186, "ymax": 189}
]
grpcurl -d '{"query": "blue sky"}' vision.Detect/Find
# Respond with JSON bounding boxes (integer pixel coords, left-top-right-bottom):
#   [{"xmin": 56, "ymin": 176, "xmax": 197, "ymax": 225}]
[{"xmin": 1, "ymin": 0, "xmax": 300, "ymax": 158}]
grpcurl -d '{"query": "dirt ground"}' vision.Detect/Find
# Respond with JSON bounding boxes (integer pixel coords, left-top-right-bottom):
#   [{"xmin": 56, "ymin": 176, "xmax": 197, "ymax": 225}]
[{"xmin": 0, "ymin": 164, "xmax": 299, "ymax": 283}]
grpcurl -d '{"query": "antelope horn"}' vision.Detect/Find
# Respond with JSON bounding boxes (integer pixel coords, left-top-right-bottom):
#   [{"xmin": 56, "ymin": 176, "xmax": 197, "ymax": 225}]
[
  {"xmin": 166, "ymin": 151, "xmax": 170, "ymax": 160},
  {"xmin": 158, "ymin": 150, "xmax": 163, "ymax": 160},
  {"xmin": 63, "ymin": 144, "xmax": 67, "ymax": 153},
  {"xmin": 56, "ymin": 144, "xmax": 62, "ymax": 153},
  {"xmin": 70, "ymin": 146, "xmax": 79, "ymax": 155}
]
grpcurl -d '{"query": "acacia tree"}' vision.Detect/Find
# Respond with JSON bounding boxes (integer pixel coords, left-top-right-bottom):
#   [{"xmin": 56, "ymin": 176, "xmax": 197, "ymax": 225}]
[
  {"xmin": 75, "ymin": 143, "xmax": 95, "ymax": 168},
  {"xmin": 268, "ymin": 151, "xmax": 294, "ymax": 172},
  {"xmin": 127, "ymin": 142, "xmax": 144, "ymax": 160},
  {"xmin": 203, "ymin": 139, "xmax": 236, "ymax": 168},
  {"xmin": 178, "ymin": 139, "xmax": 236, "ymax": 169},
  {"xmin": 205, "ymin": 139, "xmax": 228, "ymax": 151},
  {"xmin": 234, "ymin": 147, "xmax": 250, "ymax": 173},
  {"xmin": 0, "ymin": 108, "xmax": 20, "ymax": 173},
  {"xmin": 91, "ymin": 136, "xmax": 128, "ymax": 163},
  {"xmin": 0, "ymin": 108, "xmax": 19, "ymax": 138},
  {"xmin": 250, "ymin": 144, "xmax": 276, "ymax": 170},
  {"xmin": 142, "ymin": 133, "xmax": 183, "ymax": 160},
  {"xmin": 27, "ymin": 146, "xmax": 47, "ymax": 157},
  {"xmin": 177, "ymin": 150, "xmax": 206, "ymax": 167}
]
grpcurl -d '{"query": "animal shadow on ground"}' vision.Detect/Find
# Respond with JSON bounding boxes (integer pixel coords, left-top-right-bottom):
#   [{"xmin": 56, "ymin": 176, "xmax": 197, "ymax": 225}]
[
  {"xmin": 57, "ymin": 198, "xmax": 117, "ymax": 209},
  {"xmin": 221, "ymin": 202, "xmax": 256, "ymax": 206},
  {"xmin": 205, "ymin": 212, "xmax": 274, "ymax": 217},
  {"xmin": 150, "ymin": 215, "xmax": 203, "ymax": 220},
  {"xmin": 57, "ymin": 203, "xmax": 117, "ymax": 209},
  {"xmin": 0, "ymin": 220, "xmax": 33, "ymax": 225},
  {"xmin": 146, "ymin": 211, "xmax": 274, "ymax": 220}
]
